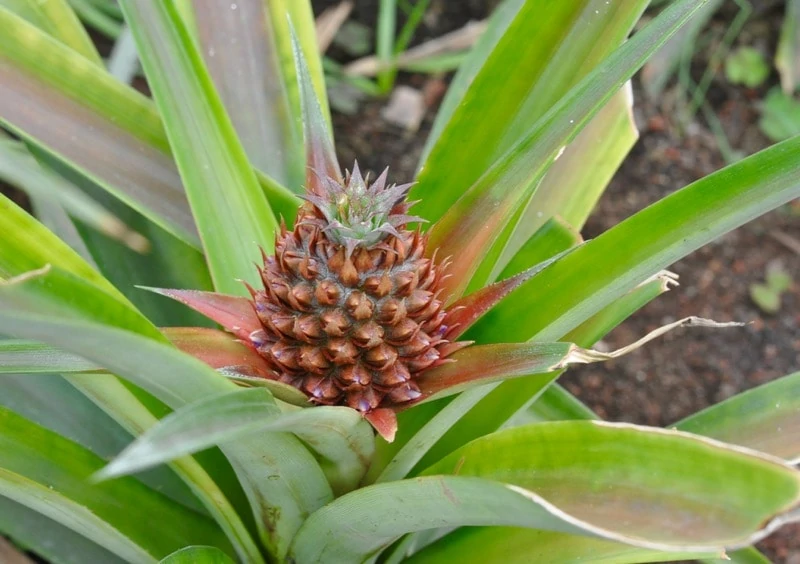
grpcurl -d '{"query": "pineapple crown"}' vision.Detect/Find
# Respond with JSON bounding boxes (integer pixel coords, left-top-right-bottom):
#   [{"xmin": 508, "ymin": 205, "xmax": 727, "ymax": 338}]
[{"xmin": 302, "ymin": 162, "xmax": 424, "ymax": 255}]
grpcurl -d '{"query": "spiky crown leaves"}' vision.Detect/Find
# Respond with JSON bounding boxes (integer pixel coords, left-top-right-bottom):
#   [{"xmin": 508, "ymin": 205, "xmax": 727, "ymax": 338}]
[{"xmin": 302, "ymin": 162, "xmax": 424, "ymax": 255}]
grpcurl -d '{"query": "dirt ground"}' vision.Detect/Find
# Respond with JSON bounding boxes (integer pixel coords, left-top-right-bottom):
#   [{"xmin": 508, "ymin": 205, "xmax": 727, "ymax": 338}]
[{"xmin": 314, "ymin": 0, "xmax": 799, "ymax": 560}]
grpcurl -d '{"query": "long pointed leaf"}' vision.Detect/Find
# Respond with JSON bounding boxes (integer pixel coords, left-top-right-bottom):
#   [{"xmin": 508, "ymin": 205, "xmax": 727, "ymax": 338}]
[
  {"xmin": 291, "ymin": 24, "xmax": 342, "ymax": 192},
  {"xmin": 406, "ymin": 527, "xmax": 708, "ymax": 564},
  {"xmin": 147, "ymin": 288, "xmax": 261, "ymax": 341},
  {"xmin": 500, "ymin": 86, "xmax": 636, "ymax": 268},
  {"xmin": 0, "ymin": 8, "xmax": 198, "ymax": 246},
  {"xmin": 1, "ymin": 0, "xmax": 101, "ymax": 64},
  {"xmin": 0, "ymin": 138, "xmax": 147, "ymax": 252},
  {"xmin": 0, "ymin": 193, "xmax": 129, "ymax": 305},
  {"xmin": 676, "ymin": 371, "xmax": 800, "ymax": 463},
  {"xmin": 0, "ymin": 290, "xmax": 332, "ymax": 560},
  {"xmin": 424, "ymin": 0, "xmax": 707, "ymax": 300},
  {"xmin": 0, "ymin": 495, "xmax": 126, "ymax": 564},
  {"xmin": 99, "ymin": 388, "xmax": 374, "ymax": 496},
  {"xmin": 443, "ymin": 246, "xmax": 579, "ymax": 340},
  {"xmin": 291, "ymin": 421, "xmax": 800, "ymax": 563},
  {"xmin": 191, "ymin": 0, "xmax": 304, "ymax": 189},
  {"xmin": 162, "ymin": 327, "xmax": 311, "ymax": 407},
  {"xmin": 0, "ymin": 373, "xmax": 204, "ymax": 514},
  {"xmin": 119, "ymin": 0, "xmax": 278, "ymax": 296},
  {"xmin": 0, "ymin": 407, "xmax": 231, "ymax": 560},
  {"xmin": 413, "ymin": 0, "xmax": 649, "ymax": 223},
  {"xmin": 419, "ymin": 0, "xmax": 524, "ymax": 163},
  {"xmin": 470, "ymin": 133, "xmax": 800, "ymax": 344},
  {"xmin": 159, "ymin": 546, "xmax": 235, "ymax": 564}
]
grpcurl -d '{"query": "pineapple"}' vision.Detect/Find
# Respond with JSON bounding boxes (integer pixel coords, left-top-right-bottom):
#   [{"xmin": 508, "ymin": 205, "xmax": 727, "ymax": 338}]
[{"xmin": 249, "ymin": 164, "xmax": 460, "ymax": 413}]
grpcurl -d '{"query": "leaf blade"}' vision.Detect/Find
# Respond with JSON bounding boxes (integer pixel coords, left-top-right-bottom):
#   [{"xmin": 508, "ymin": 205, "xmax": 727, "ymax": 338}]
[
  {"xmin": 119, "ymin": 0, "xmax": 278, "ymax": 296},
  {"xmin": 291, "ymin": 422, "xmax": 800, "ymax": 563},
  {"xmin": 0, "ymin": 8, "xmax": 199, "ymax": 246}
]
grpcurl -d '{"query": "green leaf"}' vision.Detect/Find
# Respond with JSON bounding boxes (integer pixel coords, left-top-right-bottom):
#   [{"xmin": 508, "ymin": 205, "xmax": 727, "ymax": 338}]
[
  {"xmin": 266, "ymin": 0, "xmax": 330, "ymax": 130},
  {"xmin": 119, "ymin": 0, "xmax": 279, "ymax": 296},
  {"xmin": 413, "ymin": 0, "xmax": 649, "ymax": 224},
  {"xmin": 424, "ymin": 422, "xmax": 800, "ymax": 547},
  {"xmin": 0, "ymin": 193, "xmax": 130, "ymax": 305},
  {"xmin": 0, "ymin": 407, "xmax": 231, "ymax": 561},
  {"xmin": 0, "ymin": 8, "xmax": 199, "ymax": 247},
  {"xmin": 159, "ymin": 546, "xmax": 235, "ymax": 564},
  {"xmin": 0, "ymin": 495, "xmax": 128, "ymax": 564},
  {"xmin": 2, "ymin": 263, "xmax": 165, "ymax": 343},
  {"xmin": 376, "ymin": 0, "xmax": 396, "ymax": 92},
  {"xmin": 291, "ymin": 23, "xmax": 343, "ymax": 192},
  {"xmin": 497, "ymin": 216, "xmax": 582, "ymax": 280},
  {"xmin": 725, "ymin": 46, "xmax": 770, "ymax": 88},
  {"xmin": 640, "ymin": 0, "xmax": 722, "ymax": 98},
  {"xmin": 471, "ymin": 134, "xmax": 800, "ymax": 344},
  {"xmin": 23, "ymin": 147, "xmax": 215, "ymax": 327},
  {"xmin": 423, "ymin": 0, "xmax": 706, "ymax": 300},
  {"xmin": 0, "ymin": 373, "xmax": 206, "ymax": 513},
  {"xmin": 776, "ymin": 0, "xmax": 800, "ymax": 93},
  {"xmin": 98, "ymin": 388, "xmax": 374, "ymax": 496},
  {"xmin": 405, "ymin": 527, "xmax": 708, "ymax": 564},
  {"xmin": 0, "ymin": 138, "xmax": 148, "ymax": 252},
  {"xmin": 190, "ymin": 1, "xmax": 304, "ymax": 189},
  {"xmin": 500, "ymin": 87, "xmax": 636, "ymax": 268},
  {"xmin": 62, "ymin": 373, "xmax": 265, "ymax": 563},
  {"xmin": 0, "ymin": 0, "xmax": 101, "ymax": 63},
  {"xmin": 759, "ymin": 88, "xmax": 800, "ymax": 143},
  {"xmin": 420, "ymin": 0, "xmax": 524, "ymax": 162},
  {"xmin": 373, "ymin": 272, "xmax": 677, "ymax": 482},
  {"xmin": 292, "ymin": 421, "xmax": 800, "ymax": 563},
  {"xmin": 676, "ymin": 371, "xmax": 800, "ymax": 463},
  {"xmin": 0, "ymin": 296, "xmax": 332, "ymax": 560},
  {"xmin": 0, "ymin": 340, "xmax": 97, "ymax": 373},
  {"xmin": 69, "ymin": 0, "xmax": 123, "ymax": 38}
]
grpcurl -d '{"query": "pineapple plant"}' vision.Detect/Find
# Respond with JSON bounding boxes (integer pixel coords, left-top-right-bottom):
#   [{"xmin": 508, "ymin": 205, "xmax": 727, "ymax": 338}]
[{"xmin": 1, "ymin": 0, "xmax": 800, "ymax": 563}]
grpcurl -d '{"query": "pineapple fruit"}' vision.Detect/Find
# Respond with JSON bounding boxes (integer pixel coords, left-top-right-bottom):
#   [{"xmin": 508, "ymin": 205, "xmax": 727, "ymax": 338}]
[{"xmin": 250, "ymin": 164, "xmax": 461, "ymax": 413}]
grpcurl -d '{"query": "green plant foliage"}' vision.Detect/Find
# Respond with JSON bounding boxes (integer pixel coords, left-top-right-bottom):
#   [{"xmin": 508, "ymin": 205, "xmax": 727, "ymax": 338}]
[
  {"xmin": 1, "ymin": 0, "xmax": 798, "ymax": 562},
  {"xmin": 725, "ymin": 46, "xmax": 771, "ymax": 88},
  {"xmin": 760, "ymin": 87, "xmax": 800, "ymax": 141},
  {"xmin": 749, "ymin": 263, "xmax": 792, "ymax": 314}
]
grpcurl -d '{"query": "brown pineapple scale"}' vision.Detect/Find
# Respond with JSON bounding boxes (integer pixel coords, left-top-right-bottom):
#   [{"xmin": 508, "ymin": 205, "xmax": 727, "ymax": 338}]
[{"xmin": 250, "ymin": 200, "xmax": 451, "ymax": 412}]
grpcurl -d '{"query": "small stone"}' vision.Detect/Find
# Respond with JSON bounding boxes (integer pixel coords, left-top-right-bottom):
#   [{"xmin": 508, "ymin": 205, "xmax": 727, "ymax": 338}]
[{"xmin": 381, "ymin": 86, "xmax": 426, "ymax": 131}]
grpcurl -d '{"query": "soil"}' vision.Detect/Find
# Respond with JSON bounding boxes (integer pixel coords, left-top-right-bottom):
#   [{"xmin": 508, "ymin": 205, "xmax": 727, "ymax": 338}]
[{"xmin": 314, "ymin": 0, "xmax": 799, "ymax": 560}]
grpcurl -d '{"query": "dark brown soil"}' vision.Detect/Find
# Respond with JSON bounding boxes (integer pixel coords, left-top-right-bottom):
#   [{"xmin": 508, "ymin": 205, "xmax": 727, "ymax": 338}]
[{"xmin": 315, "ymin": 0, "xmax": 799, "ymax": 560}]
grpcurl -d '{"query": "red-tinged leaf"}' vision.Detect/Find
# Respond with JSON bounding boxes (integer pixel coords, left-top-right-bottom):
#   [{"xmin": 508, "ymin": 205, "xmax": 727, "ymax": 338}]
[
  {"xmin": 365, "ymin": 408, "xmax": 398, "ymax": 443},
  {"xmin": 144, "ymin": 287, "xmax": 260, "ymax": 341},
  {"xmin": 162, "ymin": 326, "xmax": 272, "ymax": 373},
  {"xmin": 290, "ymin": 25, "xmax": 341, "ymax": 194},
  {"xmin": 418, "ymin": 317, "xmax": 741, "ymax": 403},
  {"xmin": 444, "ymin": 247, "xmax": 578, "ymax": 336},
  {"xmin": 162, "ymin": 327, "xmax": 311, "ymax": 407},
  {"xmin": 415, "ymin": 342, "xmax": 573, "ymax": 402}
]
